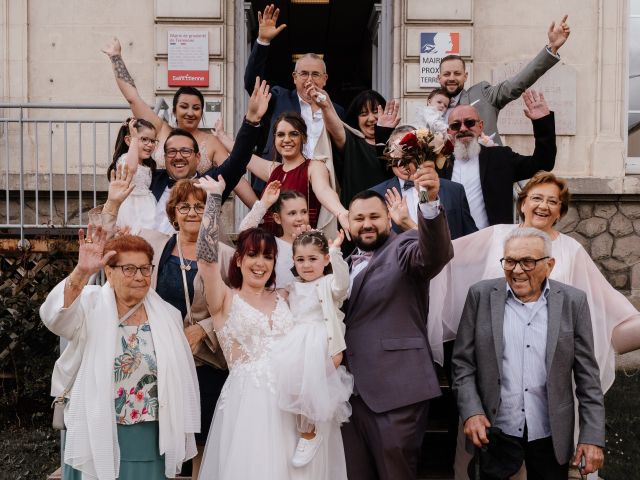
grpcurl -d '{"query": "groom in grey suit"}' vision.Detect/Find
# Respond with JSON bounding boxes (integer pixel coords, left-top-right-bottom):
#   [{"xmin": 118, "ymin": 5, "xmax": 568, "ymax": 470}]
[
  {"xmin": 341, "ymin": 161, "xmax": 453, "ymax": 479},
  {"xmin": 438, "ymin": 14, "xmax": 570, "ymax": 145},
  {"xmin": 452, "ymin": 227, "xmax": 605, "ymax": 479}
]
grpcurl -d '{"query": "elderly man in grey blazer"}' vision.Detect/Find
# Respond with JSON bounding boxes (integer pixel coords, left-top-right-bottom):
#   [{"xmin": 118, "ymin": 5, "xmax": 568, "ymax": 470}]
[
  {"xmin": 452, "ymin": 227, "xmax": 605, "ymax": 479},
  {"xmin": 341, "ymin": 158, "xmax": 454, "ymax": 479},
  {"xmin": 438, "ymin": 15, "xmax": 570, "ymax": 145}
]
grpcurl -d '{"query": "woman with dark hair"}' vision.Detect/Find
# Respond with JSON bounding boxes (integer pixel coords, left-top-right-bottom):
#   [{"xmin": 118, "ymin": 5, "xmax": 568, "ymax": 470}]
[
  {"xmin": 106, "ymin": 117, "xmax": 158, "ymax": 233},
  {"xmin": 311, "ymin": 87, "xmax": 400, "ymax": 207},
  {"xmin": 195, "ymin": 175, "xmax": 348, "ymax": 479},
  {"xmin": 41, "ymin": 228, "xmax": 199, "ymax": 479},
  {"xmin": 243, "ymin": 111, "xmax": 349, "ymax": 237},
  {"xmin": 92, "ymin": 174, "xmax": 235, "ymax": 479},
  {"xmin": 102, "ymin": 37, "xmax": 257, "ymax": 207}
]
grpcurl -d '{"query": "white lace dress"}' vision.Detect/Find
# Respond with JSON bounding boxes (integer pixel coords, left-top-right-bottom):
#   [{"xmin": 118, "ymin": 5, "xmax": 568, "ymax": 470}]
[
  {"xmin": 199, "ymin": 294, "xmax": 347, "ymax": 480},
  {"xmin": 115, "ymin": 154, "xmax": 157, "ymax": 233}
]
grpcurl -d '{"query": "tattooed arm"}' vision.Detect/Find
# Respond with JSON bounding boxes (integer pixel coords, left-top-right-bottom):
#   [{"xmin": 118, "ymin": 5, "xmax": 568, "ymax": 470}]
[
  {"xmin": 195, "ymin": 175, "xmax": 232, "ymax": 317},
  {"xmin": 102, "ymin": 37, "xmax": 165, "ymax": 134}
]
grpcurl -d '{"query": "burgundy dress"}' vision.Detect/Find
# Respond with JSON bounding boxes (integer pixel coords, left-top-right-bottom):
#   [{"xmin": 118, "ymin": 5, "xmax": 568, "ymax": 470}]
[{"xmin": 262, "ymin": 159, "xmax": 321, "ymax": 234}]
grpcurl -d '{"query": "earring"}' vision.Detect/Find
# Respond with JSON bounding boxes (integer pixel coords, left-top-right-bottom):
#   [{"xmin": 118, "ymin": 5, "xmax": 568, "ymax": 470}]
[{"xmin": 172, "ymin": 221, "xmax": 179, "ymax": 229}]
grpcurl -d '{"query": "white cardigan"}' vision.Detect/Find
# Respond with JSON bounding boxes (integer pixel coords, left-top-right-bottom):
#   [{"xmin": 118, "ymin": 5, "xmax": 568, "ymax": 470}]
[
  {"xmin": 313, "ymin": 247, "xmax": 349, "ymax": 357},
  {"xmin": 41, "ymin": 279, "xmax": 200, "ymax": 480}
]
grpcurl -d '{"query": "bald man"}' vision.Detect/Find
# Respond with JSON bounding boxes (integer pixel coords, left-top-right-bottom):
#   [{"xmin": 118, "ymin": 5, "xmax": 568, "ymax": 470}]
[{"xmin": 437, "ymin": 90, "xmax": 556, "ymax": 228}]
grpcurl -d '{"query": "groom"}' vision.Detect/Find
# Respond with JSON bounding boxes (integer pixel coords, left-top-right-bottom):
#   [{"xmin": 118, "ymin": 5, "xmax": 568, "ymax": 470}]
[{"xmin": 342, "ymin": 161, "xmax": 453, "ymax": 479}]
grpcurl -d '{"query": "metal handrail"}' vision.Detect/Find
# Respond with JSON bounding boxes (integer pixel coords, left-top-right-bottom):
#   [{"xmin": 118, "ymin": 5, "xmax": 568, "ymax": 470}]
[{"xmin": 1, "ymin": 103, "xmax": 134, "ymax": 246}]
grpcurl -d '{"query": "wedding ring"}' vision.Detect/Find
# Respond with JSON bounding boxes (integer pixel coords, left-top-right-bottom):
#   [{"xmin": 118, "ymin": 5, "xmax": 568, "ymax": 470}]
[
  {"xmin": 315, "ymin": 93, "xmax": 327, "ymax": 103},
  {"xmin": 85, "ymin": 239, "xmax": 93, "ymax": 244}
]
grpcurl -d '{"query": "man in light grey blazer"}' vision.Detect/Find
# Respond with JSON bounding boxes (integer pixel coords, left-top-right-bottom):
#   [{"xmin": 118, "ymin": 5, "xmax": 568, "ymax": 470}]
[
  {"xmin": 452, "ymin": 227, "xmax": 605, "ymax": 479},
  {"xmin": 438, "ymin": 15, "xmax": 571, "ymax": 145}
]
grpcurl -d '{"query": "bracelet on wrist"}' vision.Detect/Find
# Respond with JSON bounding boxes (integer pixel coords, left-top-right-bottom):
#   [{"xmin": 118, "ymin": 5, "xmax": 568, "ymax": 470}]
[{"xmin": 244, "ymin": 117, "xmax": 261, "ymax": 127}]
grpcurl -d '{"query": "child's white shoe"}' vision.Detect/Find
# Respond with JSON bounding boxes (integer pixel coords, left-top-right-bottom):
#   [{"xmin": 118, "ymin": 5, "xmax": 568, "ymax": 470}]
[{"xmin": 291, "ymin": 433, "xmax": 323, "ymax": 468}]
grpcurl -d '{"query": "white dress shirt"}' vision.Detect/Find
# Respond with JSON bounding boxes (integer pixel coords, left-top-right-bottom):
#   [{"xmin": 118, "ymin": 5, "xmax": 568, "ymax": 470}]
[
  {"xmin": 445, "ymin": 91, "xmax": 463, "ymax": 122},
  {"xmin": 451, "ymin": 154, "xmax": 490, "ymax": 229},
  {"xmin": 494, "ymin": 280, "xmax": 552, "ymax": 441},
  {"xmin": 154, "ymin": 187, "xmax": 177, "ymax": 235},
  {"xmin": 347, "ymin": 199, "xmax": 440, "ymax": 297},
  {"xmin": 298, "ymin": 95, "xmax": 325, "ymax": 158},
  {"xmin": 398, "ymin": 178, "xmax": 419, "ymax": 224}
]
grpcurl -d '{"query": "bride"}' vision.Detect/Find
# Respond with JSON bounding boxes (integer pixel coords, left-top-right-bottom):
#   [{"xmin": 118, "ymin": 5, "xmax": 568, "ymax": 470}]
[{"xmin": 193, "ymin": 175, "xmax": 347, "ymax": 479}]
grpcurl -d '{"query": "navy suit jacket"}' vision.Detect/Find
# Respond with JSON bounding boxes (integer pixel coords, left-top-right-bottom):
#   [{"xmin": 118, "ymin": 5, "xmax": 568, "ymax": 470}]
[
  {"xmin": 371, "ymin": 177, "xmax": 477, "ymax": 240},
  {"xmin": 150, "ymin": 120, "xmax": 260, "ymax": 202},
  {"xmin": 244, "ymin": 42, "xmax": 345, "ymax": 161}
]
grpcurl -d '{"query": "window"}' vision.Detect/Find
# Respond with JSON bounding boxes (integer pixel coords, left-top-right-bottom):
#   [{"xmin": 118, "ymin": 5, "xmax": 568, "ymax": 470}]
[{"xmin": 628, "ymin": 1, "xmax": 640, "ymax": 165}]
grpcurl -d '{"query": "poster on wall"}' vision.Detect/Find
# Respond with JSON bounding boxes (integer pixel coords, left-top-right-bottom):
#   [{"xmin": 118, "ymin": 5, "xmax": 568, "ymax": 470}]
[
  {"xmin": 168, "ymin": 31, "xmax": 209, "ymax": 87},
  {"xmin": 419, "ymin": 32, "xmax": 459, "ymax": 88}
]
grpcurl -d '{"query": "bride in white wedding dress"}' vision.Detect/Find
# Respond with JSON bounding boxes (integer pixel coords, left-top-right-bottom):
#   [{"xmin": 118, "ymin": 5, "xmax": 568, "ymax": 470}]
[{"xmin": 194, "ymin": 175, "xmax": 347, "ymax": 480}]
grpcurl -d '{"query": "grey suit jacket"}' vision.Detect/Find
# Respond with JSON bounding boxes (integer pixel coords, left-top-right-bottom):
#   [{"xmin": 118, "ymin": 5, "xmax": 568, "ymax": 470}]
[
  {"xmin": 344, "ymin": 209, "xmax": 453, "ymax": 413},
  {"xmin": 458, "ymin": 47, "xmax": 559, "ymax": 145},
  {"xmin": 452, "ymin": 278, "xmax": 605, "ymax": 464}
]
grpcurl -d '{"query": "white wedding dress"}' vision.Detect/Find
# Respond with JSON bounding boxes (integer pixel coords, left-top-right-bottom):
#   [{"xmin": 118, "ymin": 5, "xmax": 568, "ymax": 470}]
[{"xmin": 198, "ymin": 293, "xmax": 347, "ymax": 480}]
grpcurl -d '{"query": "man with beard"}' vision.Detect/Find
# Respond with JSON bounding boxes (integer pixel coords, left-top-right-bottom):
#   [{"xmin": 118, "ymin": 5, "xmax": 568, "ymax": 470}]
[
  {"xmin": 341, "ymin": 177, "xmax": 453, "ymax": 479},
  {"xmin": 438, "ymin": 90, "xmax": 556, "ymax": 229},
  {"xmin": 438, "ymin": 14, "xmax": 570, "ymax": 145}
]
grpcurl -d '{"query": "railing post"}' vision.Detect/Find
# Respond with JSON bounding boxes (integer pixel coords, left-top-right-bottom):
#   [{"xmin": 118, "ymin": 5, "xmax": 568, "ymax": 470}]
[{"xmin": 17, "ymin": 106, "xmax": 29, "ymax": 250}]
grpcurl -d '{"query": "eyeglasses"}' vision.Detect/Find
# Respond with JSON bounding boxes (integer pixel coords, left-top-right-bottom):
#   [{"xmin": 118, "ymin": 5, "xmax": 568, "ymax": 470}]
[
  {"xmin": 112, "ymin": 264, "xmax": 155, "ymax": 277},
  {"xmin": 139, "ymin": 136, "xmax": 159, "ymax": 147},
  {"xmin": 294, "ymin": 70, "xmax": 325, "ymax": 80},
  {"xmin": 165, "ymin": 147, "xmax": 195, "ymax": 159},
  {"xmin": 448, "ymin": 119, "xmax": 479, "ymax": 131},
  {"xmin": 500, "ymin": 257, "xmax": 550, "ymax": 271},
  {"xmin": 527, "ymin": 195, "xmax": 560, "ymax": 208},
  {"xmin": 176, "ymin": 203, "xmax": 205, "ymax": 215}
]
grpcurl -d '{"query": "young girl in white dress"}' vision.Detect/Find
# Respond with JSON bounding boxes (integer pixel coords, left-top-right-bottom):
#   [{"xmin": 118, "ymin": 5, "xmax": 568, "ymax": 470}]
[
  {"xmin": 106, "ymin": 118, "xmax": 158, "ymax": 233},
  {"xmin": 273, "ymin": 229, "xmax": 354, "ymax": 468}
]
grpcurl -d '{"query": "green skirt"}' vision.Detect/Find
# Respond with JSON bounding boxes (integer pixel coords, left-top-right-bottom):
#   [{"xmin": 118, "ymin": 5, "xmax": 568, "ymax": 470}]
[{"xmin": 63, "ymin": 421, "xmax": 166, "ymax": 479}]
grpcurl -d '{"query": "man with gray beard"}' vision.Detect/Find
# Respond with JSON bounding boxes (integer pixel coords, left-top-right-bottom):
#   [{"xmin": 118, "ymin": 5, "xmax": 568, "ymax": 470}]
[{"xmin": 436, "ymin": 90, "xmax": 557, "ymax": 228}]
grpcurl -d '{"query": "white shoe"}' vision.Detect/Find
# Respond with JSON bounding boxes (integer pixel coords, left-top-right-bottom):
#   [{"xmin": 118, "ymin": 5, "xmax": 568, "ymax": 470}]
[{"xmin": 291, "ymin": 434, "xmax": 323, "ymax": 468}]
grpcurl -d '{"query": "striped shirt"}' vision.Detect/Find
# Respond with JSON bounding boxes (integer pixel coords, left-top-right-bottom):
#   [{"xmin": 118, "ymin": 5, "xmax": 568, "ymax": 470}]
[{"xmin": 494, "ymin": 280, "xmax": 551, "ymax": 441}]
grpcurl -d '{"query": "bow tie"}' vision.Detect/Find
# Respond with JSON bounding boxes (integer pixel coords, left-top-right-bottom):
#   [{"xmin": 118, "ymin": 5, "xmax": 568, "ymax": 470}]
[
  {"xmin": 402, "ymin": 180, "xmax": 415, "ymax": 191},
  {"xmin": 351, "ymin": 250, "xmax": 373, "ymax": 269},
  {"xmin": 167, "ymin": 177, "xmax": 177, "ymax": 189}
]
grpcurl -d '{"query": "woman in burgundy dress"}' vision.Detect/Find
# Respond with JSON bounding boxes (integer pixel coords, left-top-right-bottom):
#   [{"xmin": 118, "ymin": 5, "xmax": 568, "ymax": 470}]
[{"xmin": 245, "ymin": 112, "xmax": 349, "ymax": 235}]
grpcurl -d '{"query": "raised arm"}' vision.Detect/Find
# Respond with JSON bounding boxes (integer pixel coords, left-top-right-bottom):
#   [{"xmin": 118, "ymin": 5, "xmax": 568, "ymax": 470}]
[
  {"xmin": 238, "ymin": 180, "xmax": 281, "ymax": 231},
  {"xmin": 512, "ymin": 90, "xmax": 556, "ymax": 180},
  {"xmin": 195, "ymin": 176, "xmax": 231, "ymax": 318},
  {"xmin": 328, "ymin": 231, "xmax": 349, "ymax": 302},
  {"xmin": 307, "ymin": 86, "xmax": 346, "ymax": 151},
  {"xmin": 102, "ymin": 38, "xmax": 166, "ymax": 135},
  {"xmin": 308, "ymin": 161, "xmax": 350, "ymax": 234},
  {"xmin": 244, "ymin": 4, "xmax": 286, "ymax": 94},
  {"xmin": 205, "ymin": 77, "xmax": 271, "ymax": 201},
  {"xmin": 121, "ymin": 118, "xmax": 141, "ymax": 175},
  {"xmin": 483, "ymin": 15, "xmax": 569, "ymax": 109}
]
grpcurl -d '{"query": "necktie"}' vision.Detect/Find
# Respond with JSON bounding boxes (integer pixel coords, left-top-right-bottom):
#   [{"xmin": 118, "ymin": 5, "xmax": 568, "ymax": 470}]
[
  {"xmin": 351, "ymin": 250, "xmax": 373, "ymax": 269},
  {"xmin": 402, "ymin": 180, "xmax": 415, "ymax": 191}
]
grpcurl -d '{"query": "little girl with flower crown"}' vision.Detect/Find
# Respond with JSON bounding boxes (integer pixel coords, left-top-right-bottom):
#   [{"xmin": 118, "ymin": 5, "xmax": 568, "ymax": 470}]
[{"xmin": 272, "ymin": 228, "xmax": 353, "ymax": 468}]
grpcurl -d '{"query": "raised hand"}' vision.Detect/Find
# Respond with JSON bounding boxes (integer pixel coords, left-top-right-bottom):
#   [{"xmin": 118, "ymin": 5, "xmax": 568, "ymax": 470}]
[
  {"xmin": 522, "ymin": 90, "xmax": 550, "ymax": 120},
  {"xmin": 194, "ymin": 174, "xmax": 226, "ymax": 196},
  {"xmin": 376, "ymin": 99, "xmax": 401, "ymax": 129},
  {"xmin": 385, "ymin": 187, "xmax": 416, "ymax": 231},
  {"xmin": 413, "ymin": 161, "xmax": 440, "ymax": 202},
  {"xmin": 306, "ymin": 85, "xmax": 330, "ymax": 109},
  {"xmin": 337, "ymin": 210, "xmax": 351, "ymax": 241},
  {"xmin": 108, "ymin": 163, "xmax": 135, "ymax": 205},
  {"xmin": 246, "ymin": 77, "xmax": 271, "ymax": 124},
  {"xmin": 330, "ymin": 229, "xmax": 345, "ymax": 249},
  {"xmin": 547, "ymin": 14, "xmax": 570, "ymax": 54},
  {"xmin": 76, "ymin": 225, "xmax": 116, "ymax": 275},
  {"xmin": 101, "ymin": 37, "xmax": 122, "ymax": 58},
  {"xmin": 257, "ymin": 4, "xmax": 287, "ymax": 43},
  {"xmin": 127, "ymin": 117, "xmax": 140, "ymax": 139},
  {"xmin": 261, "ymin": 180, "xmax": 281, "ymax": 208}
]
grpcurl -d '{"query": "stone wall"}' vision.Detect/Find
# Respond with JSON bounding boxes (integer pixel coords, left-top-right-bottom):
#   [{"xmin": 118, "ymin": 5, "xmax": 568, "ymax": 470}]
[{"xmin": 556, "ymin": 200, "xmax": 640, "ymax": 305}]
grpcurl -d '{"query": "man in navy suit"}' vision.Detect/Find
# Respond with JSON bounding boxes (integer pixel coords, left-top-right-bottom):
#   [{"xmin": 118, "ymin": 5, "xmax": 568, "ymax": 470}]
[
  {"xmin": 244, "ymin": 4, "xmax": 345, "ymax": 164},
  {"xmin": 149, "ymin": 78, "xmax": 270, "ymax": 234},
  {"xmin": 371, "ymin": 126, "xmax": 477, "ymax": 240}
]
